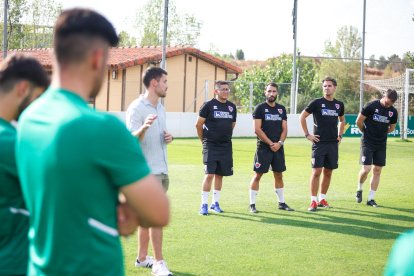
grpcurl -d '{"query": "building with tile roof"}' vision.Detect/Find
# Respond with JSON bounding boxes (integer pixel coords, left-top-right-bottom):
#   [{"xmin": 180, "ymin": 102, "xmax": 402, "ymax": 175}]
[{"xmin": 1, "ymin": 46, "xmax": 242, "ymax": 112}]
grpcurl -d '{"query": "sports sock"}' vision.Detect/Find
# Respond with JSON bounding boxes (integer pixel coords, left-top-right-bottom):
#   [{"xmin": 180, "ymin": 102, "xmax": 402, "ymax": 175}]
[
  {"xmin": 249, "ymin": 189, "xmax": 258, "ymax": 205},
  {"xmin": 201, "ymin": 191, "xmax": 209, "ymax": 205},
  {"xmin": 311, "ymin": 196, "xmax": 318, "ymax": 203},
  {"xmin": 275, "ymin": 188, "xmax": 285, "ymax": 203},
  {"xmin": 319, "ymin": 193, "xmax": 327, "ymax": 201},
  {"xmin": 212, "ymin": 190, "xmax": 220, "ymax": 204},
  {"xmin": 357, "ymin": 183, "xmax": 363, "ymax": 191},
  {"xmin": 368, "ymin": 190, "xmax": 376, "ymax": 201}
]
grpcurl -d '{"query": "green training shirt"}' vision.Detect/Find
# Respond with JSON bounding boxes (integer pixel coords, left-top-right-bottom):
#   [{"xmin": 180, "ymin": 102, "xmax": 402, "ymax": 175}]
[
  {"xmin": 16, "ymin": 88, "xmax": 151, "ymax": 275},
  {"xmin": 0, "ymin": 118, "xmax": 29, "ymax": 275}
]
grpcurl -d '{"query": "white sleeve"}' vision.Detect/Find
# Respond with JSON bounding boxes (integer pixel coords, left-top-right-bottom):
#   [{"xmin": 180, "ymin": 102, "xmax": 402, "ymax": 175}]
[{"xmin": 126, "ymin": 102, "xmax": 144, "ymax": 132}]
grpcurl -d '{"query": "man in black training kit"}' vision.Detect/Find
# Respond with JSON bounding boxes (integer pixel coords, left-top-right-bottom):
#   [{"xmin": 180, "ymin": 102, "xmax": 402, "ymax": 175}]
[
  {"xmin": 196, "ymin": 81, "xmax": 237, "ymax": 215},
  {"xmin": 300, "ymin": 76, "xmax": 345, "ymax": 211},
  {"xmin": 248, "ymin": 82, "xmax": 294, "ymax": 213},
  {"xmin": 355, "ymin": 89, "xmax": 398, "ymax": 207}
]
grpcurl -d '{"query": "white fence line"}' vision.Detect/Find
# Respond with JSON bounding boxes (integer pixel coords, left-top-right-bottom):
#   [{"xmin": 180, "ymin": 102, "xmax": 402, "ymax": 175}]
[{"xmin": 110, "ymin": 112, "xmax": 313, "ymax": 138}]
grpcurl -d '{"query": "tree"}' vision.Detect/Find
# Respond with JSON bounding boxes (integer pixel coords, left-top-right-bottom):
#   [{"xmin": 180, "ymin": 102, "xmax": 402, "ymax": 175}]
[
  {"xmin": 403, "ymin": 51, "xmax": 414, "ymax": 69},
  {"xmin": 368, "ymin": 55, "xmax": 376, "ymax": 68},
  {"xmin": 233, "ymin": 53, "xmax": 319, "ymax": 112},
  {"xmin": 236, "ymin": 49, "xmax": 245, "ymax": 60},
  {"xmin": 0, "ymin": 0, "xmax": 61, "ymax": 50},
  {"xmin": 323, "ymin": 25, "xmax": 361, "ymax": 59},
  {"xmin": 135, "ymin": 0, "xmax": 201, "ymax": 47},
  {"xmin": 118, "ymin": 31, "xmax": 138, "ymax": 47},
  {"xmin": 376, "ymin": 55, "xmax": 388, "ymax": 70},
  {"xmin": 387, "ymin": 54, "xmax": 403, "ymax": 72},
  {"xmin": 320, "ymin": 25, "xmax": 364, "ymax": 113}
]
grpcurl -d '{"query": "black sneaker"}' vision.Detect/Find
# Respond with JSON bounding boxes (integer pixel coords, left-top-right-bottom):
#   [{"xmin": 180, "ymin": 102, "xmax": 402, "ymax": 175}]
[
  {"xmin": 356, "ymin": 190, "xmax": 362, "ymax": 203},
  {"xmin": 366, "ymin": 199, "xmax": 378, "ymax": 207},
  {"xmin": 249, "ymin": 204, "xmax": 258, "ymax": 213},
  {"xmin": 278, "ymin": 202, "xmax": 294, "ymax": 211}
]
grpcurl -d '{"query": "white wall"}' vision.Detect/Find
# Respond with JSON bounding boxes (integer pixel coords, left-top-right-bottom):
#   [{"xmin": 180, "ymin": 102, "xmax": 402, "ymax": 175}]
[{"xmin": 110, "ymin": 112, "xmax": 313, "ymax": 138}]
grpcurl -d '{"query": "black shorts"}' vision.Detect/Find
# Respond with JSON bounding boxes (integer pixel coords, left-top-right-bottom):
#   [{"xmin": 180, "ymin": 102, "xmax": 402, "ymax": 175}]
[
  {"xmin": 360, "ymin": 142, "xmax": 386, "ymax": 166},
  {"xmin": 311, "ymin": 142, "xmax": 338, "ymax": 169},
  {"xmin": 203, "ymin": 143, "xmax": 233, "ymax": 176},
  {"xmin": 253, "ymin": 145, "xmax": 286, "ymax": 173}
]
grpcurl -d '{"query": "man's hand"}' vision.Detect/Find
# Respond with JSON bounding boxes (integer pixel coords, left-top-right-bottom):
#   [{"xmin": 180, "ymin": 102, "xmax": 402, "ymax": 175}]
[
  {"xmin": 306, "ymin": 134, "xmax": 320, "ymax": 143},
  {"xmin": 143, "ymin": 114, "xmax": 157, "ymax": 130},
  {"xmin": 269, "ymin": 142, "xmax": 281, "ymax": 152},
  {"xmin": 164, "ymin": 131, "xmax": 173, "ymax": 144},
  {"xmin": 117, "ymin": 202, "xmax": 139, "ymax": 236}
]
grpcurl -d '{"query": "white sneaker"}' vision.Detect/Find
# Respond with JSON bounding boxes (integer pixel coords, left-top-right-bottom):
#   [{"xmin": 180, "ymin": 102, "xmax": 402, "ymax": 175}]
[
  {"xmin": 152, "ymin": 260, "xmax": 172, "ymax": 276},
  {"xmin": 135, "ymin": 256, "xmax": 154, "ymax": 268}
]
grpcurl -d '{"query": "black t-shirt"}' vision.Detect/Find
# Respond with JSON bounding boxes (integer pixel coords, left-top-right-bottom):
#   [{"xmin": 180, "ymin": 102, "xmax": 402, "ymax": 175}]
[
  {"xmin": 305, "ymin": 97, "xmax": 345, "ymax": 143},
  {"xmin": 253, "ymin": 102, "xmax": 287, "ymax": 147},
  {"xmin": 199, "ymin": 98, "xmax": 237, "ymax": 144},
  {"xmin": 361, "ymin": 99, "xmax": 398, "ymax": 145}
]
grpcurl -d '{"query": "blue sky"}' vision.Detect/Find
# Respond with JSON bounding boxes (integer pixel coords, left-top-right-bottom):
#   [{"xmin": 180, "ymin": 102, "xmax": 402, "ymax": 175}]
[{"xmin": 63, "ymin": 0, "xmax": 414, "ymax": 60}]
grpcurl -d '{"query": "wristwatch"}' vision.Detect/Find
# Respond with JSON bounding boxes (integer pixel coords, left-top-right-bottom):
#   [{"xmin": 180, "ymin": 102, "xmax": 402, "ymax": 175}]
[{"xmin": 278, "ymin": 140, "xmax": 284, "ymax": 146}]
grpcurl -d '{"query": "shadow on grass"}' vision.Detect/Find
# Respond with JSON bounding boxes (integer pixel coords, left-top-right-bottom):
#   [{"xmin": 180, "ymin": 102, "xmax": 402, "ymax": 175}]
[
  {"xmin": 220, "ymin": 209, "xmax": 411, "ymax": 240},
  {"xmin": 332, "ymin": 206, "xmax": 414, "ymax": 223}
]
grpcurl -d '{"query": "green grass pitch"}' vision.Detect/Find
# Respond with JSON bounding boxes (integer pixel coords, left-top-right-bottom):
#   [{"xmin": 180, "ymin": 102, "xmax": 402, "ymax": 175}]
[{"xmin": 123, "ymin": 137, "xmax": 414, "ymax": 276}]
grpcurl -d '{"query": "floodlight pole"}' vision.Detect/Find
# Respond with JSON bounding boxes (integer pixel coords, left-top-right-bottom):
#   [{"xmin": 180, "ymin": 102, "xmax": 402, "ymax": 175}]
[
  {"xmin": 161, "ymin": 0, "xmax": 168, "ymax": 70},
  {"xmin": 3, "ymin": 0, "xmax": 8, "ymax": 58},
  {"xmin": 290, "ymin": 0, "xmax": 298, "ymax": 114},
  {"xmin": 359, "ymin": 0, "xmax": 366, "ymax": 111}
]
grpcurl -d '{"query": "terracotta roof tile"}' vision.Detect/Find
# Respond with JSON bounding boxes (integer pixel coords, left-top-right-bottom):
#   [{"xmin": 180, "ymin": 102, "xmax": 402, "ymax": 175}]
[{"xmin": 0, "ymin": 46, "xmax": 242, "ymax": 74}]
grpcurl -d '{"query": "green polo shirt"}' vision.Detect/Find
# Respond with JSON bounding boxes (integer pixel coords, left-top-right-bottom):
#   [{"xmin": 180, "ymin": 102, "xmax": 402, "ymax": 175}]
[
  {"xmin": 0, "ymin": 118, "xmax": 29, "ymax": 275},
  {"xmin": 384, "ymin": 229, "xmax": 414, "ymax": 276},
  {"xmin": 16, "ymin": 88, "xmax": 150, "ymax": 275}
]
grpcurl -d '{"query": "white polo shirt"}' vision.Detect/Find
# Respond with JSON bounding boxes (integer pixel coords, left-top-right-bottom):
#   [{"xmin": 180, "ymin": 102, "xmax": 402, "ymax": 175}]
[{"xmin": 126, "ymin": 95, "xmax": 168, "ymax": 175}]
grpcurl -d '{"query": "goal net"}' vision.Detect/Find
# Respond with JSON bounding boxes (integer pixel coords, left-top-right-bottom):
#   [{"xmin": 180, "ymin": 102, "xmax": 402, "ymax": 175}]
[{"xmin": 361, "ymin": 69, "xmax": 414, "ymax": 140}]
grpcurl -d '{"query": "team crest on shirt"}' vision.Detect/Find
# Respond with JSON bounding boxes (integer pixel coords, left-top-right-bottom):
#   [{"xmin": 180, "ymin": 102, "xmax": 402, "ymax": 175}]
[
  {"xmin": 375, "ymin": 109, "xmax": 378, "ymax": 113},
  {"xmin": 361, "ymin": 156, "xmax": 366, "ymax": 163},
  {"xmin": 228, "ymin": 106, "xmax": 233, "ymax": 112},
  {"xmin": 389, "ymin": 111, "xmax": 393, "ymax": 117},
  {"xmin": 322, "ymin": 104, "xmax": 325, "ymax": 107},
  {"xmin": 335, "ymin": 104, "xmax": 340, "ymax": 109},
  {"xmin": 254, "ymin": 162, "xmax": 261, "ymax": 168},
  {"xmin": 278, "ymin": 109, "xmax": 283, "ymax": 114},
  {"xmin": 213, "ymin": 106, "xmax": 218, "ymax": 109}
]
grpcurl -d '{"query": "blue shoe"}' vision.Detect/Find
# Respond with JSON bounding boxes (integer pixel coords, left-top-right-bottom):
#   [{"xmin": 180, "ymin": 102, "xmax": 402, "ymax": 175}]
[
  {"xmin": 199, "ymin": 204, "xmax": 208, "ymax": 215},
  {"xmin": 210, "ymin": 202, "xmax": 223, "ymax": 213}
]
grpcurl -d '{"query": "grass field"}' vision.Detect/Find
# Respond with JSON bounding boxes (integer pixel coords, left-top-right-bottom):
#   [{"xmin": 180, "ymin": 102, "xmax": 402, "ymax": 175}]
[{"xmin": 122, "ymin": 137, "xmax": 414, "ymax": 276}]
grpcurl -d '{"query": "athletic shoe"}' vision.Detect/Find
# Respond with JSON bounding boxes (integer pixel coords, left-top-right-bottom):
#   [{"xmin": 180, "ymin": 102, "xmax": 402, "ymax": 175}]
[
  {"xmin": 366, "ymin": 199, "xmax": 379, "ymax": 207},
  {"xmin": 308, "ymin": 201, "xmax": 318, "ymax": 212},
  {"xmin": 210, "ymin": 202, "xmax": 224, "ymax": 213},
  {"xmin": 278, "ymin": 202, "xmax": 294, "ymax": 211},
  {"xmin": 249, "ymin": 204, "xmax": 258, "ymax": 213},
  {"xmin": 356, "ymin": 190, "xmax": 362, "ymax": 203},
  {"xmin": 199, "ymin": 203, "xmax": 208, "ymax": 215},
  {"xmin": 152, "ymin": 260, "xmax": 172, "ymax": 276},
  {"xmin": 135, "ymin": 256, "xmax": 154, "ymax": 268},
  {"xmin": 318, "ymin": 199, "xmax": 332, "ymax": 208}
]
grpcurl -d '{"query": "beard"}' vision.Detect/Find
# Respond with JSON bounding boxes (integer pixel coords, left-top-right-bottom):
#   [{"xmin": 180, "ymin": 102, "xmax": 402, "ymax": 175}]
[{"xmin": 266, "ymin": 96, "xmax": 276, "ymax": 102}]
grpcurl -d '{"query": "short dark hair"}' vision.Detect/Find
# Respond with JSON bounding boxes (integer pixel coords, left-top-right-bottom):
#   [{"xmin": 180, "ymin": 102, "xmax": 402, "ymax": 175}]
[
  {"xmin": 266, "ymin": 82, "xmax": 279, "ymax": 91},
  {"xmin": 54, "ymin": 8, "xmax": 119, "ymax": 65},
  {"xmin": 143, "ymin": 67, "xmax": 168, "ymax": 88},
  {"xmin": 215, "ymin": 81, "xmax": 229, "ymax": 90},
  {"xmin": 0, "ymin": 53, "xmax": 50, "ymax": 93},
  {"xmin": 322, "ymin": 76, "xmax": 337, "ymax": 87},
  {"xmin": 385, "ymin": 89, "xmax": 398, "ymax": 102}
]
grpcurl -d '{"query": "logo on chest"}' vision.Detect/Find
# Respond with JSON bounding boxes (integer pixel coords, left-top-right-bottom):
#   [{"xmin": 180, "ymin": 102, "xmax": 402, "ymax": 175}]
[
  {"xmin": 265, "ymin": 114, "xmax": 282, "ymax": 121},
  {"xmin": 214, "ymin": 111, "xmax": 233, "ymax": 119}
]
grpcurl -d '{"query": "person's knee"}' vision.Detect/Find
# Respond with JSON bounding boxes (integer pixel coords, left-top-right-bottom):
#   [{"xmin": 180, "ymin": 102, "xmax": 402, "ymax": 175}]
[
  {"xmin": 361, "ymin": 165, "xmax": 372, "ymax": 174},
  {"xmin": 323, "ymin": 168, "xmax": 333, "ymax": 177},
  {"xmin": 204, "ymin": 174, "xmax": 215, "ymax": 181},
  {"xmin": 312, "ymin": 168, "xmax": 322, "ymax": 177},
  {"xmin": 372, "ymin": 166, "xmax": 382, "ymax": 176},
  {"xmin": 274, "ymin": 172, "xmax": 283, "ymax": 181}
]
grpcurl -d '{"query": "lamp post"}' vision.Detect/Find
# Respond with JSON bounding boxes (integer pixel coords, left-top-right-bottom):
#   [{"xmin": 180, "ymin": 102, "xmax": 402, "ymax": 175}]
[{"xmin": 3, "ymin": 0, "xmax": 7, "ymax": 58}]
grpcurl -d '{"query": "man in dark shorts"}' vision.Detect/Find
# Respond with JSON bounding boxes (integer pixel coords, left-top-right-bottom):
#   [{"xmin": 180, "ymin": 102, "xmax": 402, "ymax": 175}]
[
  {"xmin": 299, "ymin": 76, "xmax": 345, "ymax": 211},
  {"xmin": 355, "ymin": 89, "xmax": 398, "ymax": 207},
  {"xmin": 248, "ymin": 82, "xmax": 294, "ymax": 213},
  {"xmin": 195, "ymin": 81, "xmax": 237, "ymax": 215}
]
